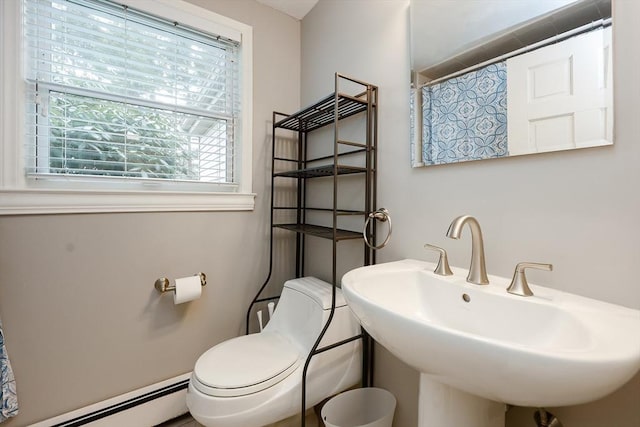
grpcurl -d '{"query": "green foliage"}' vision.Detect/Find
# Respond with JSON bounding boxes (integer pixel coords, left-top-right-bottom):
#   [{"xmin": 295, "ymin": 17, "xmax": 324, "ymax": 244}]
[{"xmin": 48, "ymin": 92, "xmax": 197, "ymax": 179}]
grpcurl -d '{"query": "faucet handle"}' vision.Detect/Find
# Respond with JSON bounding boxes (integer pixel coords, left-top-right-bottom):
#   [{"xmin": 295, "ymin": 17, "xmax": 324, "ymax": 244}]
[
  {"xmin": 507, "ymin": 262, "xmax": 553, "ymax": 297},
  {"xmin": 424, "ymin": 244, "xmax": 453, "ymax": 276}
]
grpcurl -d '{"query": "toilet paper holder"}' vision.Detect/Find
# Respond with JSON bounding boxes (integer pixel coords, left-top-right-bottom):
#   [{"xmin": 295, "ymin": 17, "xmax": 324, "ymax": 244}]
[{"xmin": 154, "ymin": 272, "xmax": 207, "ymax": 293}]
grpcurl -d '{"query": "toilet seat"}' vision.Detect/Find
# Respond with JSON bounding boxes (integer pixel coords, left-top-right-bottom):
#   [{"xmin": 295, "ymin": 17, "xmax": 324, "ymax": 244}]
[{"xmin": 192, "ymin": 332, "xmax": 300, "ymax": 397}]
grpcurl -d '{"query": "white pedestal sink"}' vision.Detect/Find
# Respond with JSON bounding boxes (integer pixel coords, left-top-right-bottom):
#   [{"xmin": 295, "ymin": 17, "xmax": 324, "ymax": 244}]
[
  {"xmin": 419, "ymin": 374, "xmax": 505, "ymax": 427},
  {"xmin": 341, "ymin": 259, "xmax": 640, "ymax": 427}
]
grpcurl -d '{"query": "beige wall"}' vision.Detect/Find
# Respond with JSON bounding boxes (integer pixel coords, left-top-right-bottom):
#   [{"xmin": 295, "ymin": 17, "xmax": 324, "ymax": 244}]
[
  {"xmin": 301, "ymin": 0, "xmax": 640, "ymax": 426},
  {"xmin": 0, "ymin": 1, "xmax": 300, "ymax": 425},
  {"xmin": 2, "ymin": 0, "xmax": 639, "ymax": 425}
]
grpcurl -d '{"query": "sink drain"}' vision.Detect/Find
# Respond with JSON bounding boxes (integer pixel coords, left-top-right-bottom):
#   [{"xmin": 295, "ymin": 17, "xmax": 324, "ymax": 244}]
[{"xmin": 462, "ymin": 293, "xmax": 471, "ymax": 302}]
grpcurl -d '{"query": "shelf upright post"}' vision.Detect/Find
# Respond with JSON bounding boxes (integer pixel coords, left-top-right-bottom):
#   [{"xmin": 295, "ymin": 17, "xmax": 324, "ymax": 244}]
[
  {"xmin": 332, "ymin": 71, "xmax": 340, "ymax": 309},
  {"xmin": 296, "ymin": 118, "xmax": 304, "ymax": 278},
  {"xmin": 365, "ymin": 84, "xmax": 379, "ymax": 387},
  {"xmin": 372, "ymin": 85, "xmax": 379, "ymax": 267},
  {"xmin": 364, "ymin": 83, "xmax": 372, "ymax": 267}
]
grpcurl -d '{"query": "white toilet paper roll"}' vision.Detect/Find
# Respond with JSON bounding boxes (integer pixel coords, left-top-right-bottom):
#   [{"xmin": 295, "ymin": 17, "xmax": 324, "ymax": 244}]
[{"xmin": 173, "ymin": 275, "xmax": 202, "ymax": 304}]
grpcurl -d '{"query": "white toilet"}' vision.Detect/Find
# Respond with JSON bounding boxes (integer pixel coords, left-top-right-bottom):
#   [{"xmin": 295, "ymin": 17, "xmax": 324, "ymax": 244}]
[{"xmin": 186, "ymin": 277, "xmax": 362, "ymax": 427}]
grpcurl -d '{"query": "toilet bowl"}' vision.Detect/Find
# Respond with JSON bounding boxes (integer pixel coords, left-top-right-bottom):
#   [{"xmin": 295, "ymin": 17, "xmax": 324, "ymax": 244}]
[{"xmin": 186, "ymin": 277, "xmax": 362, "ymax": 427}]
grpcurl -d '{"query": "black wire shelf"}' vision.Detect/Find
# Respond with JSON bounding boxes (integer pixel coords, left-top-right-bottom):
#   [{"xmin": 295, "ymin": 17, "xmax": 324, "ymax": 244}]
[
  {"xmin": 274, "ymin": 164, "xmax": 366, "ymax": 179},
  {"xmin": 273, "ymin": 207, "xmax": 367, "ymax": 216},
  {"xmin": 274, "ymin": 92, "xmax": 372, "ymax": 132},
  {"xmin": 273, "ymin": 223, "xmax": 362, "ymax": 241}
]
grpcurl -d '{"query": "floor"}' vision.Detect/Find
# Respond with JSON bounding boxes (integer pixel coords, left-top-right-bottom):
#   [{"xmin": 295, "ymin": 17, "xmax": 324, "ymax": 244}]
[
  {"xmin": 157, "ymin": 410, "xmax": 322, "ymax": 427},
  {"xmin": 157, "ymin": 413, "xmax": 202, "ymax": 427}
]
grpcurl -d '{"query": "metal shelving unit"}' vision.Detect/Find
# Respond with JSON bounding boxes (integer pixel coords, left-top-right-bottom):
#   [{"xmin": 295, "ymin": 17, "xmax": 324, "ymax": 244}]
[{"xmin": 246, "ymin": 73, "xmax": 379, "ymax": 427}]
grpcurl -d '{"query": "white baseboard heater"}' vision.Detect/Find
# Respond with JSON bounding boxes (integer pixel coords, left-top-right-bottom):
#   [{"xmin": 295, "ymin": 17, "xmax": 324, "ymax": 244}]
[{"xmin": 29, "ymin": 373, "xmax": 191, "ymax": 427}]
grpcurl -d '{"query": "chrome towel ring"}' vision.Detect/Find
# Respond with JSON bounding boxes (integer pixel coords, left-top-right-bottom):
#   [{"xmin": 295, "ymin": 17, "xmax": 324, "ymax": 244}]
[{"xmin": 363, "ymin": 208, "xmax": 392, "ymax": 250}]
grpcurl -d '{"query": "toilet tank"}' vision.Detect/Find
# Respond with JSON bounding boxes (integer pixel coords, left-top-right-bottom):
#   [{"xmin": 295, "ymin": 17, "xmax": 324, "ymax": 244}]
[{"xmin": 263, "ymin": 277, "xmax": 360, "ymax": 352}]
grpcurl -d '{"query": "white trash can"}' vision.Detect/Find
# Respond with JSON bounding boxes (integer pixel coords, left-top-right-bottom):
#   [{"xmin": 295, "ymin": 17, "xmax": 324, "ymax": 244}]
[{"xmin": 321, "ymin": 387, "xmax": 396, "ymax": 427}]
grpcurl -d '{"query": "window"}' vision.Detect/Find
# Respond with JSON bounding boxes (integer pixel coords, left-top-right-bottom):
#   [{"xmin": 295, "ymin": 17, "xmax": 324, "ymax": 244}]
[{"xmin": 0, "ymin": 0, "xmax": 254, "ymax": 214}]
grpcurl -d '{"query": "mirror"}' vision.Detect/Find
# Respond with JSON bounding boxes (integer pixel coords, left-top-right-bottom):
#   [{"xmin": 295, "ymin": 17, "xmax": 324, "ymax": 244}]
[{"xmin": 409, "ymin": 0, "xmax": 612, "ymax": 167}]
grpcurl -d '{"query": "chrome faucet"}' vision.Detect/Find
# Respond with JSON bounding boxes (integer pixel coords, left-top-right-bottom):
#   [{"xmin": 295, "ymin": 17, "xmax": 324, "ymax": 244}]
[{"xmin": 446, "ymin": 215, "xmax": 489, "ymax": 285}]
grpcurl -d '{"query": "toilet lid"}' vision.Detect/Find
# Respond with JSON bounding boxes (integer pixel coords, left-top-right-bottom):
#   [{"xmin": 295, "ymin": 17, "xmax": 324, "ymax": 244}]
[{"xmin": 193, "ymin": 332, "xmax": 300, "ymax": 397}]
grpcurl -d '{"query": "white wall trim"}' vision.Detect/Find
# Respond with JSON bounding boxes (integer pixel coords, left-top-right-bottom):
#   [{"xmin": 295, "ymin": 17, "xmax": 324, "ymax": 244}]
[
  {"xmin": 0, "ymin": 189, "xmax": 256, "ymax": 215},
  {"xmin": 29, "ymin": 373, "xmax": 191, "ymax": 427}
]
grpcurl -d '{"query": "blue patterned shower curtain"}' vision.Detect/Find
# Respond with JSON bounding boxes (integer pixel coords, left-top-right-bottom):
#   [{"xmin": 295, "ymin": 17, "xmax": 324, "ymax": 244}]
[
  {"xmin": 0, "ymin": 318, "xmax": 18, "ymax": 422},
  {"xmin": 422, "ymin": 62, "xmax": 508, "ymax": 165}
]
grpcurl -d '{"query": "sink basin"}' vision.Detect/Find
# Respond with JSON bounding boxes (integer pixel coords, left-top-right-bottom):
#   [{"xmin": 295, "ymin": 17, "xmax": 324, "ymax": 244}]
[{"xmin": 342, "ymin": 259, "xmax": 640, "ymax": 407}]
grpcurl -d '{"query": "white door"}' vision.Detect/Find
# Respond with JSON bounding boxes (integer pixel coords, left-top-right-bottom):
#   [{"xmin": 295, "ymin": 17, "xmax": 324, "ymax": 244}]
[{"xmin": 507, "ymin": 27, "xmax": 612, "ymax": 155}]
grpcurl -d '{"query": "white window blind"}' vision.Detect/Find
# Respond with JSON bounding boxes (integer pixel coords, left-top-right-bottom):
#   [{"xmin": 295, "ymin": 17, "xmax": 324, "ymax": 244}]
[{"xmin": 24, "ymin": 0, "xmax": 241, "ymax": 188}]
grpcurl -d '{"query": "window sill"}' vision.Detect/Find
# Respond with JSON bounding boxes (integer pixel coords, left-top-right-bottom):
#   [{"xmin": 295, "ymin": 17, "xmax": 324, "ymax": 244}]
[{"xmin": 0, "ymin": 189, "xmax": 256, "ymax": 215}]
